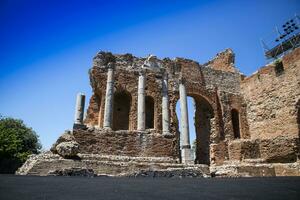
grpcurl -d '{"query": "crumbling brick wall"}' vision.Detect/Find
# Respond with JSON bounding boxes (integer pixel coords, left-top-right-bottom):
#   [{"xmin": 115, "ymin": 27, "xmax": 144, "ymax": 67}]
[
  {"xmin": 203, "ymin": 49, "xmax": 237, "ymax": 73},
  {"xmin": 82, "ymin": 47, "xmax": 300, "ymax": 164},
  {"xmin": 83, "ymin": 50, "xmax": 249, "ymax": 162},
  {"xmin": 241, "ymin": 48, "xmax": 300, "ymax": 140}
]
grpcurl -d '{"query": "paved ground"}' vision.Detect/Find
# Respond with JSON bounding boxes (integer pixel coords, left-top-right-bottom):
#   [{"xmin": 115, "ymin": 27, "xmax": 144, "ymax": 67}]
[{"xmin": 0, "ymin": 175, "xmax": 300, "ymax": 200}]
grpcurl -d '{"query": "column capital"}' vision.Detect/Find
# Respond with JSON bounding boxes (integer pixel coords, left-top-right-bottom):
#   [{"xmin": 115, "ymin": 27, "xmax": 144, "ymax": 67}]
[
  {"xmin": 107, "ymin": 62, "xmax": 115, "ymax": 70},
  {"xmin": 163, "ymin": 71, "xmax": 168, "ymax": 80},
  {"xmin": 178, "ymin": 74, "xmax": 185, "ymax": 84},
  {"xmin": 138, "ymin": 68, "xmax": 146, "ymax": 76}
]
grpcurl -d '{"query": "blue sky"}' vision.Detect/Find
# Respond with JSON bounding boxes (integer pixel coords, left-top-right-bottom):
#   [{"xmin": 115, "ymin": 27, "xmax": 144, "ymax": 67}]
[{"xmin": 0, "ymin": 0, "xmax": 299, "ymax": 149}]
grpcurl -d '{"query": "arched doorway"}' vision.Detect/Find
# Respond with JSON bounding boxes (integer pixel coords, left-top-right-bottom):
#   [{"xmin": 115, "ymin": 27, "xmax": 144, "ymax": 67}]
[
  {"xmin": 176, "ymin": 94, "xmax": 214, "ymax": 165},
  {"xmin": 193, "ymin": 95, "xmax": 214, "ymax": 165},
  {"xmin": 112, "ymin": 91, "xmax": 131, "ymax": 130}
]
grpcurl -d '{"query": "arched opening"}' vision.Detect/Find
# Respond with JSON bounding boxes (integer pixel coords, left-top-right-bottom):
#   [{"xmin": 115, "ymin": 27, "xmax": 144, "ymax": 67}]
[
  {"xmin": 231, "ymin": 109, "xmax": 240, "ymax": 139},
  {"xmin": 194, "ymin": 96, "xmax": 214, "ymax": 165},
  {"xmin": 176, "ymin": 95, "xmax": 214, "ymax": 165},
  {"xmin": 145, "ymin": 96, "xmax": 154, "ymax": 129},
  {"xmin": 112, "ymin": 91, "xmax": 131, "ymax": 130}
]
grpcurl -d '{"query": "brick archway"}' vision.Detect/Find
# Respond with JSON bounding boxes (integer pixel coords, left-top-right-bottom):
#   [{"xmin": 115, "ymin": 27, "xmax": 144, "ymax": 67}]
[
  {"xmin": 191, "ymin": 94, "xmax": 214, "ymax": 165},
  {"xmin": 176, "ymin": 93, "xmax": 215, "ymax": 165}
]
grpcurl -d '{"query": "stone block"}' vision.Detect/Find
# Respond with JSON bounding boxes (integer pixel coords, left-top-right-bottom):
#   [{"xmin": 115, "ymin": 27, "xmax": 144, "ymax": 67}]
[
  {"xmin": 210, "ymin": 142, "xmax": 228, "ymax": 165},
  {"xmin": 228, "ymin": 139, "xmax": 260, "ymax": 161},
  {"xmin": 259, "ymin": 136, "xmax": 299, "ymax": 163},
  {"xmin": 50, "ymin": 130, "xmax": 75, "ymax": 153},
  {"xmin": 56, "ymin": 141, "xmax": 80, "ymax": 158},
  {"xmin": 73, "ymin": 128, "xmax": 178, "ymax": 158}
]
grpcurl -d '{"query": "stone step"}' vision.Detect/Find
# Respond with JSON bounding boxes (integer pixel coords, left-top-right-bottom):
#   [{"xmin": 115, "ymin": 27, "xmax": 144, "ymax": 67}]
[
  {"xmin": 16, "ymin": 152, "xmax": 210, "ymax": 177},
  {"xmin": 78, "ymin": 153, "xmax": 179, "ymax": 164}
]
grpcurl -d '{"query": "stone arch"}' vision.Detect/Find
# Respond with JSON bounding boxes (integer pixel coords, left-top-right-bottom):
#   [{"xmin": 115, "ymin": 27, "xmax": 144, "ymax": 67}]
[
  {"xmin": 175, "ymin": 93, "xmax": 215, "ymax": 165},
  {"xmin": 145, "ymin": 96, "xmax": 155, "ymax": 129},
  {"xmin": 112, "ymin": 91, "xmax": 131, "ymax": 130},
  {"xmin": 191, "ymin": 94, "xmax": 214, "ymax": 165},
  {"xmin": 231, "ymin": 108, "xmax": 240, "ymax": 139}
]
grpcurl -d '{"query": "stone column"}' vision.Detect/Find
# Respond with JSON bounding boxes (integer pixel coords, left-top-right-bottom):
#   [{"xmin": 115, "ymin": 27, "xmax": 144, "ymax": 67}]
[
  {"xmin": 103, "ymin": 63, "xmax": 115, "ymax": 129},
  {"xmin": 137, "ymin": 71, "xmax": 146, "ymax": 131},
  {"xmin": 74, "ymin": 93, "xmax": 85, "ymax": 125},
  {"xmin": 179, "ymin": 78, "xmax": 192, "ymax": 164},
  {"xmin": 162, "ymin": 74, "xmax": 171, "ymax": 136}
]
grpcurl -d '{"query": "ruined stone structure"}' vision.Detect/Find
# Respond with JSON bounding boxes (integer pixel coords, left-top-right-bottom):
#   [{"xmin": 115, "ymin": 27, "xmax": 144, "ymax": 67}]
[{"xmin": 17, "ymin": 48, "xmax": 300, "ymax": 177}]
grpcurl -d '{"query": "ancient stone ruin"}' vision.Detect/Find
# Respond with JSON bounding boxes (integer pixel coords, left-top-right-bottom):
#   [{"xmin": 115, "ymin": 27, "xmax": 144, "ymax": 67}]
[{"xmin": 17, "ymin": 47, "xmax": 300, "ymax": 177}]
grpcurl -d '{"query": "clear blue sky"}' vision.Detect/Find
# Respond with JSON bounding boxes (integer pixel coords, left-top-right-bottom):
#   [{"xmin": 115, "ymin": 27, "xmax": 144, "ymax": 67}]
[{"xmin": 0, "ymin": 0, "xmax": 299, "ymax": 150}]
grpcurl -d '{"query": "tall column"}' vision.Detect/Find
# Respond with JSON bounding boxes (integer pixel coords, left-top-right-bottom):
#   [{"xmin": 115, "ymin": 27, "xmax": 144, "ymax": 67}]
[
  {"xmin": 162, "ymin": 74, "xmax": 171, "ymax": 136},
  {"xmin": 74, "ymin": 93, "xmax": 85, "ymax": 125},
  {"xmin": 179, "ymin": 78, "xmax": 192, "ymax": 164},
  {"xmin": 103, "ymin": 63, "xmax": 115, "ymax": 129},
  {"xmin": 137, "ymin": 71, "xmax": 146, "ymax": 131}
]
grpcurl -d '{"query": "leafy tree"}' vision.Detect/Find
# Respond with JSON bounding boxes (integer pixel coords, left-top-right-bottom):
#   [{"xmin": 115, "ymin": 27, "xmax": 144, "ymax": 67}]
[{"xmin": 0, "ymin": 115, "xmax": 41, "ymax": 173}]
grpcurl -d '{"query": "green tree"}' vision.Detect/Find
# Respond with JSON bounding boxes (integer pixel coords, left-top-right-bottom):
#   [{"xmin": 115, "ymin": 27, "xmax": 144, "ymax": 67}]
[{"xmin": 0, "ymin": 115, "xmax": 41, "ymax": 173}]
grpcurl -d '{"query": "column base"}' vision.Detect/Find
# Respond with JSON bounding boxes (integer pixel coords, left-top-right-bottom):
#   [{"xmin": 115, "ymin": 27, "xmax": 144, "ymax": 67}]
[
  {"xmin": 162, "ymin": 132, "xmax": 173, "ymax": 138},
  {"xmin": 103, "ymin": 126, "xmax": 112, "ymax": 131},
  {"xmin": 181, "ymin": 148, "xmax": 194, "ymax": 164},
  {"xmin": 73, "ymin": 123, "xmax": 86, "ymax": 130}
]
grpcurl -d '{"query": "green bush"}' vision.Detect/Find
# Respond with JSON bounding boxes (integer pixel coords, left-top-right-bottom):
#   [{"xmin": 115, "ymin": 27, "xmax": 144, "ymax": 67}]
[
  {"xmin": 274, "ymin": 59, "xmax": 284, "ymax": 75},
  {"xmin": 0, "ymin": 115, "xmax": 41, "ymax": 173}
]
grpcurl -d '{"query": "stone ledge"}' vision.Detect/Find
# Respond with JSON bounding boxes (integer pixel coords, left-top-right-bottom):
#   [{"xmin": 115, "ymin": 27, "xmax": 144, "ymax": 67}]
[
  {"xmin": 210, "ymin": 162, "xmax": 300, "ymax": 177},
  {"xmin": 227, "ymin": 137, "xmax": 299, "ymax": 163},
  {"xmin": 17, "ymin": 152, "xmax": 300, "ymax": 177},
  {"xmin": 16, "ymin": 152, "xmax": 206, "ymax": 177}
]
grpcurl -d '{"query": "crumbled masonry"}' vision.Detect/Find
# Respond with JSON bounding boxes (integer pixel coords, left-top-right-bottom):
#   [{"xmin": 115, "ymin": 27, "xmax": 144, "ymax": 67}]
[{"xmin": 17, "ymin": 48, "xmax": 300, "ymax": 177}]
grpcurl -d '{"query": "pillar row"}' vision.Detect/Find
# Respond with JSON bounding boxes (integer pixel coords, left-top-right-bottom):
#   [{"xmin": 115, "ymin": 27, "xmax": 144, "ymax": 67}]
[{"xmin": 103, "ymin": 63, "xmax": 115, "ymax": 129}]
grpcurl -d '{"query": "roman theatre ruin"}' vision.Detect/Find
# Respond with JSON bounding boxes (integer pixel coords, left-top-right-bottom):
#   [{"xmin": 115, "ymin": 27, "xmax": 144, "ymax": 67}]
[{"xmin": 17, "ymin": 47, "xmax": 300, "ymax": 177}]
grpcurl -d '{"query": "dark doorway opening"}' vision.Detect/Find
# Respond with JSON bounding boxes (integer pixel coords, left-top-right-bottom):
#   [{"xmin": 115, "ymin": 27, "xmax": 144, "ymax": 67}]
[
  {"xmin": 231, "ymin": 109, "xmax": 240, "ymax": 139},
  {"xmin": 145, "ymin": 96, "xmax": 154, "ymax": 129},
  {"xmin": 113, "ymin": 91, "xmax": 131, "ymax": 130}
]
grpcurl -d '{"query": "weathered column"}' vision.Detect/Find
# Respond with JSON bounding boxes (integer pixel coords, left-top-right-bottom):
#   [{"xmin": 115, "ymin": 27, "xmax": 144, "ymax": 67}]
[
  {"xmin": 103, "ymin": 63, "xmax": 115, "ymax": 129},
  {"xmin": 137, "ymin": 71, "xmax": 146, "ymax": 131},
  {"xmin": 74, "ymin": 93, "xmax": 85, "ymax": 125},
  {"xmin": 179, "ymin": 78, "xmax": 192, "ymax": 164},
  {"xmin": 162, "ymin": 74, "xmax": 171, "ymax": 136}
]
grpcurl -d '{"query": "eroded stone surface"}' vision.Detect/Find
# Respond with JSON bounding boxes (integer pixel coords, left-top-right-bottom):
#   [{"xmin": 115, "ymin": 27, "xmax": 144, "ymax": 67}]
[
  {"xmin": 50, "ymin": 130, "xmax": 75, "ymax": 153},
  {"xmin": 48, "ymin": 168, "xmax": 96, "ymax": 177},
  {"xmin": 56, "ymin": 141, "xmax": 80, "ymax": 158},
  {"xmin": 18, "ymin": 47, "xmax": 300, "ymax": 177}
]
